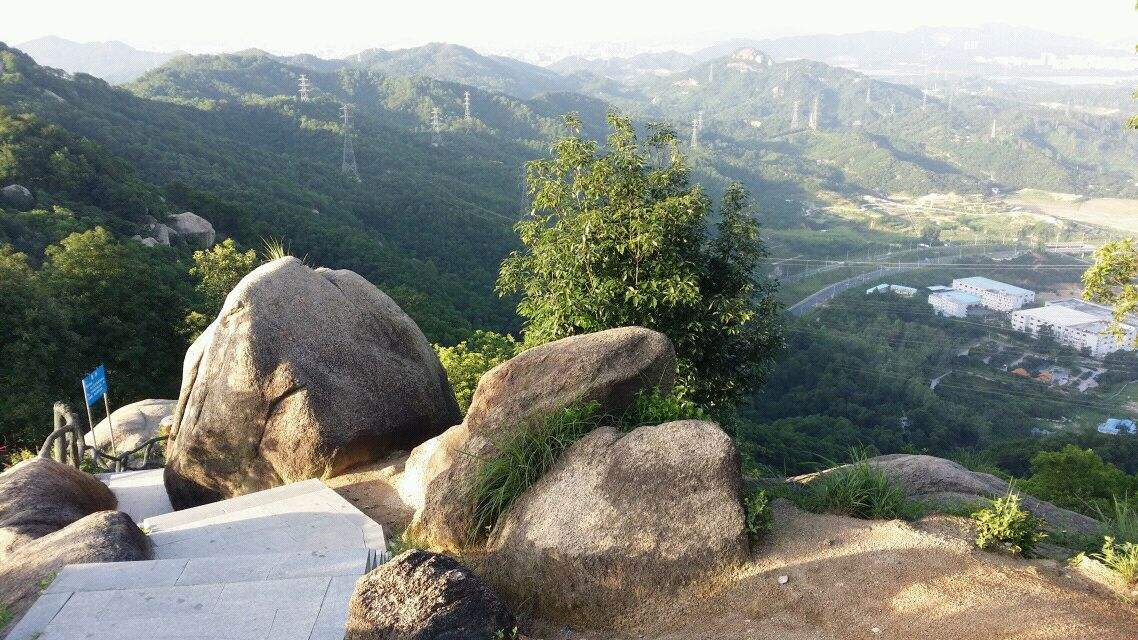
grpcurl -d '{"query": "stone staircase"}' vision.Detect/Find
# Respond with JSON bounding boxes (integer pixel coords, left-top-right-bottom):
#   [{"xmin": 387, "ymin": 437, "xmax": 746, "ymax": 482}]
[{"xmin": 6, "ymin": 475, "xmax": 387, "ymax": 640}]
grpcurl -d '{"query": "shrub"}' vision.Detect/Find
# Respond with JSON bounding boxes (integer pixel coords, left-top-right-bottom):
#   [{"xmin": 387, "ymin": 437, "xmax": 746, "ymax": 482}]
[
  {"xmin": 469, "ymin": 402, "xmax": 602, "ymax": 541},
  {"xmin": 972, "ymin": 492, "xmax": 1047, "ymax": 557},
  {"xmin": 3, "ymin": 448, "xmax": 35, "ymax": 470},
  {"xmin": 387, "ymin": 528, "xmax": 428, "ymax": 556},
  {"xmin": 799, "ymin": 457, "xmax": 921, "ymax": 521},
  {"xmin": 619, "ymin": 387, "xmax": 707, "ymax": 431},
  {"xmin": 1093, "ymin": 536, "xmax": 1138, "ymax": 584},
  {"xmin": 744, "ymin": 489, "xmax": 772, "ymax": 542},
  {"xmin": 435, "ymin": 331, "xmax": 520, "ymax": 413}
]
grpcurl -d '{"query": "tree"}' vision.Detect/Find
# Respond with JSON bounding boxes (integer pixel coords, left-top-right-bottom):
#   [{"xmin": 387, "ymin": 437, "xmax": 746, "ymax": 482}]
[
  {"xmin": 183, "ymin": 238, "xmax": 258, "ymax": 339},
  {"xmin": 1021, "ymin": 445, "xmax": 1134, "ymax": 514},
  {"xmin": 1082, "ymin": 237, "xmax": 1138, "ymax": 339},
  {"xmin": 435, "ymin": 331, "xmax": 520, "ymax": 413},
  {"xmin": 497, "ymin": 112, "xmax": 782, "ymax": 407}
]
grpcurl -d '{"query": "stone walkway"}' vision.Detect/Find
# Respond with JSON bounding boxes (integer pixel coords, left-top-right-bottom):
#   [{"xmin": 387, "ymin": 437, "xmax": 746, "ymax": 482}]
[{"xmin": 6, "ymin": 477, "xmax": 387, "ymax": 640}]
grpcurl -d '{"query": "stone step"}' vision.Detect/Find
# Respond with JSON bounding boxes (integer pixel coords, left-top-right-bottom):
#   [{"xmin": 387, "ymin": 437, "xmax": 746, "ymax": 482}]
[
  {"xmin": 141, "ymin": 479, "xmax": 386, "ymax": 560},
  {"xmin": 6, "ymin": 548, "xmax": 390, "ymax": 640},
  {"xmin": 97, "ymin": 469, "xmax": 174, "ymax": 522}
]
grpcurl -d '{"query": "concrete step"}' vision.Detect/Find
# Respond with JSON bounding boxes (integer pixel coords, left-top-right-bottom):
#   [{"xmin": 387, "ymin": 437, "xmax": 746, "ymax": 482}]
[
  {"xmin": 6, "ymin": 539, "xmax": 389, "ymax": 640},
  {"xmin": 141, "ymin": 479, "xmax": 386, "ymax": 560},
  {"xmin": 97, "ymin": 469, "xmax": 174, "ymax": 522}
]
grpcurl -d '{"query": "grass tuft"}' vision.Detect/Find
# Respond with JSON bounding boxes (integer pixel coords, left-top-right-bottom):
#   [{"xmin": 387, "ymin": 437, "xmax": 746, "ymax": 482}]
[
  {"xmin": 469, "ymin": 402, "xmax": 602, "ymax": 541},
  {"xmin": 1096, "ymin": 495, "xmax": 1138, "ymax": 545},
  {"xmin": 798, "ymin": 455, "xmax": 922, "ymax": 521},
  {"xmin": 1094, "ymin": 536, "xmax": 1138, "ymax": 584}
]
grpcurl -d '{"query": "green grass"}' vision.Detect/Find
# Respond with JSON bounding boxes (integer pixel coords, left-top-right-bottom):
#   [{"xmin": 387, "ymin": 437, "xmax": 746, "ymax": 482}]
[
  {"xmin": 744, "ymin": 489, "xmax": 773, "ymax": 542},
  {"xmin": 469, "ymin": 402, "xmax": 602, "ymax": 542},
  {"xmin": 1096, "ymin": 496, "xmax": 1138, "ymax": 545},
  {"xmin": 386, "ymin": 528, "xmax": 429, "ymax": 556},
  {"xmin": 1094, "ymin": 536, "xmax": 1138, "ymax": 584},
  {"xmin": 0, "ymin": 604, "xmax": 11, "ymax": 628},
  {"xmin": 797, "ymin": 456, "xmax": 924, "ymax": 521}
]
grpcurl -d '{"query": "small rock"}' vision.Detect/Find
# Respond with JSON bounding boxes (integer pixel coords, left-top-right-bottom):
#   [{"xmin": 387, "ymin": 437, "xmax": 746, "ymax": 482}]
[{"xmin": 778, "ymin": 575, "xmax": 789, "ymax": 585}]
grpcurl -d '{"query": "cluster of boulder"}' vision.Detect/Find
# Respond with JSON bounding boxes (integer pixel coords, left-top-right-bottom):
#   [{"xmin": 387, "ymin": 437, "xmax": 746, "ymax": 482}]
[
  {"xmin": 157, "ymin": 256, "xmax": 753, "ymax": 635},
  {"xmin": 0, "ymin": 458, "xmax": 149, "ymax": 627},
  {"xmin": 131, "ymin": 211, "xmax": 215, "ymax": 248}
]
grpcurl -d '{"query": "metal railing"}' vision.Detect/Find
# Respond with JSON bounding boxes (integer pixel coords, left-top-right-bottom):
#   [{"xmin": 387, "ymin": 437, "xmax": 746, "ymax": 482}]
[{"xmin": 38, "ymin": 402, "xmax": 168, "ymax": 473}]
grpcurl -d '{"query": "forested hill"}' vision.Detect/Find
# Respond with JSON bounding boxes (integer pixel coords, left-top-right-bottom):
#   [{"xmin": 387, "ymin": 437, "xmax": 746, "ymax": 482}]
[
  {"xmin": 0, "ymin": 42, "xmax": 601, "ymax": 341},
  {"xmin": 602, "ymin": 49, "xmax": 1138, "ymax": 198}
]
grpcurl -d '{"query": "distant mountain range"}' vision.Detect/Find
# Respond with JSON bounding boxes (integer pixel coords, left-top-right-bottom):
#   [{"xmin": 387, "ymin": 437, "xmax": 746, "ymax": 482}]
[
  {"xmin": 14, "ymin": 36, "xmax": 181, "ymax": 84},
  {"xmin": 17, "ymin": 25, "xmax": 1135, "ymax": 90}
]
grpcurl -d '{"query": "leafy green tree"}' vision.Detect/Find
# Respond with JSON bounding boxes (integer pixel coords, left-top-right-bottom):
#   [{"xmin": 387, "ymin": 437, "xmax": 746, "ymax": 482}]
[
  {"xmin": 183, "ymin": 238, "xmax": 259, "ymax": 339},
  {"xmin": 42, "ymin": 227, "xmax": 191, "ymax": 409},
  {"xmin": 497, "ymin": 112, "xmax": 782, "ymax": 407},
  {"xmin": 435, "ymin": 330, "xmax": 520, "ymax": 413},
  {"xmin": 1022, "ymin": 445, "xmax": 1134, "ymax": 514},
  {"xmin": 0, "ymin": 245, "xmax": 74, "ymax": 447},
  {"xmin": 1083, "ymin": 238, "xmax": 1138, "ymax": 337}
]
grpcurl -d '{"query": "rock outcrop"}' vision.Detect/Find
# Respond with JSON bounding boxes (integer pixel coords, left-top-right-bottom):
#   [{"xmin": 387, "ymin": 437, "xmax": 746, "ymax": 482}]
[
  {"xmin": 1, "ymin": 184, "xmax": 33, "ymax": 209},
  {"xmin": 164, "ymin": 257, "xmax": 461, "ymax": 509},
  {"xmin": 815, "ymin": 454, "xmax": 1102, "ymax": 535},
  {"xmin": 486, "ymin": 420, "xmax": 748, "ymax": 624},
  {"xmin": 0, "ymin": 457, "xmax": 117, "ymax": 557},
  {"xmin": 345, "ymin": 550, "xmax": 515, "ymax": 640},
  {"xmin": 0, "ymin": 511, "xmax": 149, "ymax": 631},
  {"xmin": 166, "ymin": 211, "xmax": 215, "ymax": 247},
  {"xmin": 401, "ymin": 327, "xmax": 676, "ymax": 550},
  {"xmin": 84, "ymin": 398, "xmax": 175, "ymax": 454}
]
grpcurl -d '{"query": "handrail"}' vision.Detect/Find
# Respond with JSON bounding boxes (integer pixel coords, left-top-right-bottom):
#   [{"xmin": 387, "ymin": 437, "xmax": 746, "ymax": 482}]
[{"xmin": 39, "ymin": 402, "xmax": 169, "ymax": 472}]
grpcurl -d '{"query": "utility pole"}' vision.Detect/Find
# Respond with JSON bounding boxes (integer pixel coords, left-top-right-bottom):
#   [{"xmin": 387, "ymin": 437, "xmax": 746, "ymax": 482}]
[
  {"xmin": 463, "ymin": 91, "xmax": 472, "ymax": 123},
  {"xmin": 297, "ymin": 74, "xmax": 311, "ymax": 102},
  {"xmin": 340, "ymin": 103, "xmax": 360, "ymax": 181},
  {"xmin": 431, "ymin": 106, "xmax": 442, "ymax": 147}
]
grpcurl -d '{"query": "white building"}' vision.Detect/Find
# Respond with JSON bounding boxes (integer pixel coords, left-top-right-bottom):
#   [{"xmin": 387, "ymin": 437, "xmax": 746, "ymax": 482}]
[
  {"xmin": 866, "ymin": 283, "xmax": 918, "ymax": 297},
  {"xmin": 929, "ymin": 290, "xmax": 980, "ymax": 318},
  {"xmin": 951, "ymin": 277, "xmax": 1035, "ymax": 311},
  {"xmin": 1009, "ymin": 298, "xmax": 1137, "ymax": 358}
]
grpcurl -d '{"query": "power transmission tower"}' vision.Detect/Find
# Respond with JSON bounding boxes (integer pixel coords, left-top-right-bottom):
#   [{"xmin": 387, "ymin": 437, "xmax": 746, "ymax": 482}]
[
  {"xmin": 890, "ymin": 102, "xmax": 896, "ymax": 115},
  {"xmin": 297, "ymin": 74, "xmax": 311, "ymax": 102},
  {"xmin": 791, "ymin": 100, "xmax": 800, "ymax": 129},
  {"xmin": 921, "ymin": 91, "xmax": 928, "ymax": 110},
  {"xmin": 708, "ymin": 64, "xmax": 714, "ymax": 84},
  {"xmin": 431, "ymin": 106, "xmax": 442, "ymax": 147},
  {"xmin": 340, "ymin": 103, "xmax": 360, "ymax": 181},
  {"xmin": 690, "ymin": 112, "xmax": 702, "ymax": 150},
  {"xmin": 865, "ymin": 85, "xmax": 872, "ymax": 105},
  {"xmin": 463, "ymin": 91, "xmax": 472, "ymax": 122},
  {"xmin": 808, "ymin": 95, "xmax": 819, "ymax": 131},
  {"xmin": 989, "ymin": 118, "xmax": 997, "ymax": 140}
]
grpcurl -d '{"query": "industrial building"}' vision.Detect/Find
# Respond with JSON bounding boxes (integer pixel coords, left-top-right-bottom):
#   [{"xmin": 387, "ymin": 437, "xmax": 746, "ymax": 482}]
[
  {"xmin": 866, "ymin": 283, "xmax": 918, "ymax": 297},
  {"xmin": 1009, "ymin": 298, "xmax": 1137, "ymax": 358},
  {"xmin": 951, "ymin": 277, "xmax": 1036, "ymax": 311},
  {"xmin": 929, "ymin": 290, "xmax": 980, "ymax": 318}
]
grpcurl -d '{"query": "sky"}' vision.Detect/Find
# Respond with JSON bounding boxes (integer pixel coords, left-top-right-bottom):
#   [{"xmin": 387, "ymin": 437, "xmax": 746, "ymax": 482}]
[{"xmin": 2, "ymin": 0, "xmax": 1136, "ymax": 61}]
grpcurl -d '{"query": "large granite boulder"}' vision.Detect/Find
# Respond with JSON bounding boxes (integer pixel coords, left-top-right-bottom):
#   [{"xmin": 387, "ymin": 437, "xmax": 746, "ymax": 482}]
[
  {"xmin": 164, "ymin": 257, "xmax": 461, "ymax": 509},
  {"xmin": 0, "ymin": 457, "xmax": 117, "ymax": 557},
  {"xmin": 486, "ymin": 420, "xmax": 748, "ymax": 625},
  {"xmin": 167, "ymin": 211, "xmax": 215, "ymax": 247},
  {"xmin": 84, "ymin": 398, "xmax": 175, "ymax": 454},
  {"xmin": 1, "ymin": 184, "xmax": 33, "ymax": 209},
  {"xmin": 401, "ymin": 327, "xmax": 676, "ymax": 551},
  {"xmin": 0, "ymin": 511, "xmax": 149, "ymax": 632},
  {"xmin": 801, "ymin": 454, "xmax": 1101, "ymax": 535},
  {"xmin": 345, "ymin": 550, "xmax": 515, "ymax": 640}
]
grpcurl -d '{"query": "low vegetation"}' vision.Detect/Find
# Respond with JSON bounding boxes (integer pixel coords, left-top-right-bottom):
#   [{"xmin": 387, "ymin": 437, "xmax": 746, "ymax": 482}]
[
  {"xmin": 972, "ymin": 491, "xmax": 1047, "ymax": 557},
  {"xmin": 797, "ymin": 457, "xmax": 922, "ymax": 521},
  {"xmin": 743, "ymin": 489, "xmax": 772, "ymax": 543},
  {"xmin": 1093, "ymin": 536, "xmax": 1138, "ymax": 585}
]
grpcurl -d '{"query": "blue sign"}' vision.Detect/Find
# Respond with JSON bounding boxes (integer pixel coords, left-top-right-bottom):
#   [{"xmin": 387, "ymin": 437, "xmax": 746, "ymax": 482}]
[{"xmin": 82, "ymin": 365, "xmax": 107, "ymax": 406}]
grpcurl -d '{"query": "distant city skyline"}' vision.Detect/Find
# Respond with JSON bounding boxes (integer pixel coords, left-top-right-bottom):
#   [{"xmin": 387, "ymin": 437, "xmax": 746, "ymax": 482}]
[{"xmin": 2, "ymin": 0, "xmax": 1136, "ymax": 63}]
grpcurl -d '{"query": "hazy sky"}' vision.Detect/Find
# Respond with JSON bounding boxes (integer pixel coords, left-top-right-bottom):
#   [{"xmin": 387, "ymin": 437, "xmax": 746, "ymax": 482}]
[{"xmin": 2, "ymin": 0, "xmax": 1136, "ymax": 60}]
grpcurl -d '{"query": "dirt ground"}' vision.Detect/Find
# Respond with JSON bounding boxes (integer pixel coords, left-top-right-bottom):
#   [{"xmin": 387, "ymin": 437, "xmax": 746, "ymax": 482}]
[
  {"xmin": 331, "ymin": 467, "xmax": 1137, "ymax": 640},
  {"xmin": 533, "ymin": 501, "xmax": 1137, "ymax": 640}
]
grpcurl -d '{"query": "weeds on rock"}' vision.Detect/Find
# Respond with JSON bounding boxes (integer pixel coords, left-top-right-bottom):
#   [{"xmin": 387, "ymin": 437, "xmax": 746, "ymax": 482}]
[
  {"xmin": 619, "ymin": 388, "xmax": 706, "ymax": 431},
  {"xmin": 972, "ymin": 491, "xmax": 1047, "ymax": 557},
  {"xmin": 470, "ymin": 402, "xmax": 601, "ymax": 541},
  {"xmin": 799, "ymin": 457, "xmax": 922, "ymax": 521},
  {"xmin": 1096, "ymin": 495, "xmax": 1138, "ymax": 545},
  {"xmin": 387, "ymin": 529, "xmax": 429, "ymax": 556}
]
